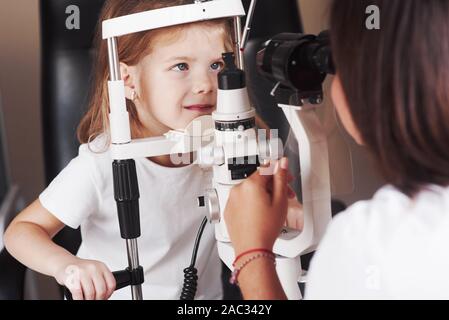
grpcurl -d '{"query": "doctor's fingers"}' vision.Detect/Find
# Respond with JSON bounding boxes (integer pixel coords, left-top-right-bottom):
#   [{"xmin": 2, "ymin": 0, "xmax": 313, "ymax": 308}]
[{"xmin": 272, "ymin": 158, "xmax": 290, "ymax": 212}]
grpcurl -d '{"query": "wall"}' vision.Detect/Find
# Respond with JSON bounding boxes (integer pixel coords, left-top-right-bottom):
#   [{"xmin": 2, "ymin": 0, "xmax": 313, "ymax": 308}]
[
  {"xmin": 0, "ymin": 0, "xmax": 45, "ymax": 204},
  {"xmin": 0, "ymin": 0, "xmax": 62, "ymax": 299}
]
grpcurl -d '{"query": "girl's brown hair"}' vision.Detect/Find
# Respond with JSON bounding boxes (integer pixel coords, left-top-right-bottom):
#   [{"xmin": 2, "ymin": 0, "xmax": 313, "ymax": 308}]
[
  {"xmin": 77, "ymin": 0, "xmax": 234, "ymax": 144},
  {"xmin": 330, "ymin": 0, "xmax": 449, "ymax": 196}
]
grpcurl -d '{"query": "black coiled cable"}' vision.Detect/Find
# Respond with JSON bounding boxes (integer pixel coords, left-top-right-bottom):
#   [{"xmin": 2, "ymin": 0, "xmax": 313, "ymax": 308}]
[{"xmin": 180, "ymin": 216, "xmax": 208, "ymax": 300}]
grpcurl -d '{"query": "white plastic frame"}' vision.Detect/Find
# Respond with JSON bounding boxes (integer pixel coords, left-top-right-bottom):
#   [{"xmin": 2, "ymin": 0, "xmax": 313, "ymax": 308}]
[{"xmin": 102, "ymin": 0, "xmax": 245, "ymax": 39}]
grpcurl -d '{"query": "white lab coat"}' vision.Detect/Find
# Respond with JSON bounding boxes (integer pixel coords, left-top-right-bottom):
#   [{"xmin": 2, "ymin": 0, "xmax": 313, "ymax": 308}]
[{"xmin": 306, "ymin": 184, "xmax": 449, "ymax": 299}]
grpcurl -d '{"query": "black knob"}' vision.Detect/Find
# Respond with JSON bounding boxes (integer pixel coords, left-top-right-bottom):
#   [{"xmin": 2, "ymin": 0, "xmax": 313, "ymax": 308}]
[{"xmin": 197, "ymin": 196, "xmax": 205, "ymax": 207}]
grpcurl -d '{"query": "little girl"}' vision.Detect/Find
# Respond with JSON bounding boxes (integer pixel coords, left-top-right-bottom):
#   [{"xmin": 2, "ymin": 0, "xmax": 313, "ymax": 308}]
[{"xmin": 4, "ymin": 0, "xmax": 236, "ymax": 300}]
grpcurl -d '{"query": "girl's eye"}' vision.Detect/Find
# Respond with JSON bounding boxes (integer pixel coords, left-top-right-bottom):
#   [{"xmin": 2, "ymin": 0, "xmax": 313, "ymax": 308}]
[
  {"xmin": 211, "ymin": 62, "xmax": 224, "ymax": 71},
  {"xmin": 172, "ymin": 63, "xmax": 189, "ymax": 72}
]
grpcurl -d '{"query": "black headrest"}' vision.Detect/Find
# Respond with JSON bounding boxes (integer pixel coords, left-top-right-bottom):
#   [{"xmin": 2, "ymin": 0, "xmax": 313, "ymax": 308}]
[
  {"xmin": 40, "ymin": 0, "xmax": 105, "ymax": 50},
  {"xmin": 39, "ymin": 0, "xmax": 105, "ymax": 265},
  {"xmin": 40, "ymin": 0, "xmax": 105, "ymax": 184}
]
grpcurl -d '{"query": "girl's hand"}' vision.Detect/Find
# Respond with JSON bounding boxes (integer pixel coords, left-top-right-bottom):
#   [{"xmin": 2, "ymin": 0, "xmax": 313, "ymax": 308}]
[
  {"xmin": 54, "ymin": 257, "xmax": 116, "ymax": 300},
  {"xmin": 224, "ymin": 158, "xmax": 293, "ymax": 255}
]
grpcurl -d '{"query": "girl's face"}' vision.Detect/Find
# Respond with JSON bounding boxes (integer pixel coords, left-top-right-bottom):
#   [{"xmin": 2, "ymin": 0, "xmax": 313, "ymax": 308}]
[
  {"xmin": 331, "ymin": 74, "xmax": 363, "ymax": 145},
  {"xmin": 122, "ymin": 23, "xmax": 228, "ymax": 136}
]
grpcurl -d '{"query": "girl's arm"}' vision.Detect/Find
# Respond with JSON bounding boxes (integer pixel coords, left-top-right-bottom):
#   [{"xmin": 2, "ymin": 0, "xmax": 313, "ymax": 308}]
[
  {"xmin": 4, "ymin": 199, "xmax": 73, "ymax": 276},
  {"xmin": 3, "ymin": 199, "xmax": 115, "ymax": 300}
]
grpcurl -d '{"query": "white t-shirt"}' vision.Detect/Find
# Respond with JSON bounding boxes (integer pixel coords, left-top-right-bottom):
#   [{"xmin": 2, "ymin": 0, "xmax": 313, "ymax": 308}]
[
  {"xmin": 39, "ymin": 135, "xmax": 222, "ymax": 300},
  {"xmin": 306, "ymin": 184, "xmax": 449, "ymax": 299}
]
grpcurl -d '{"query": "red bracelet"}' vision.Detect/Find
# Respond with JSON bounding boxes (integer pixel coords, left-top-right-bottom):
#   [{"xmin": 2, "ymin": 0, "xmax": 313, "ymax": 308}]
[
  {"xmin": 230, "ymin": 252, "xmax": 276, "ymax": 285},
  {"xmin": 232, "ymin": 248, "xmax": 274, "ymax": 267}
]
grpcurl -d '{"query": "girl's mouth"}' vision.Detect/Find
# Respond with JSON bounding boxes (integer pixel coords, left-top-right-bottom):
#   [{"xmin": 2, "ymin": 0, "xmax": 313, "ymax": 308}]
[{"xmin": 184, "ymin": 104, "xmax": 214, "ymax": 112}]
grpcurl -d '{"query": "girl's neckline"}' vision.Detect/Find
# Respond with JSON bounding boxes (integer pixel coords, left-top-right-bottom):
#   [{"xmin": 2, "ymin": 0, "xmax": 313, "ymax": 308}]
[{"xmin": 139, "ymin": 156, "xmax": 198, "ymax": 174}]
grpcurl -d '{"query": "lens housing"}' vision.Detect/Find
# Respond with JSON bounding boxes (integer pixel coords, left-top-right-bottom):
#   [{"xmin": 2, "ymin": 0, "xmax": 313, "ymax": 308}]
[{"xmin": 257, "ymin": 31, "xmax": 334, "ymax": 99}]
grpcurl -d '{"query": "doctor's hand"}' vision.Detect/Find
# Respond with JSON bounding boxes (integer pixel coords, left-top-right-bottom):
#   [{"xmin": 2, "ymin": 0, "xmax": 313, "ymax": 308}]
[{"xmin": 224, "ymin": 157, "xmax": 295, "ymax": 256}]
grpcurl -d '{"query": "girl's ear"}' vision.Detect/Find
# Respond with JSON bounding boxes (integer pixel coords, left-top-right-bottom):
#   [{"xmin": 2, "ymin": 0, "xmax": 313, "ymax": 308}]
[{"xmin": 120, "ymin": 62, "xmax": 138, "ymax": 100}]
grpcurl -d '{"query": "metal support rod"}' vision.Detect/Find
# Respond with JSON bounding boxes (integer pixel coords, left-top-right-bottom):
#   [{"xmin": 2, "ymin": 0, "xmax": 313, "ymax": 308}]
[
  {"xmin": 240, "ymin": 0, "xmax": 257, "ymax": 51},
  {"xmin": 107, "ymin": 37, "xmax": 121, "ymax": 81},
  {"xmin": 233, "ymin": 16, "xmax": 244, "ymax": 70},
  {"xmin": 126, "ymin": 239, "xmax": 143, "ymax": 300},
  {"xmin": 108, "ymin": 40, "xmax": 143, "ymax": 300}
]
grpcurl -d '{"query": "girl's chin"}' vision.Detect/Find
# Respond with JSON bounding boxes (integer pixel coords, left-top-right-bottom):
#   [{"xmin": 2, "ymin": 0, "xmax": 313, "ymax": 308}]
[
  {"xmin": 185, "ymin": 113, "xmax": 213, "ymax": 122},
  {"xmin": 162, "ymin": 112, "xmax": 214, "ymax": 131}
]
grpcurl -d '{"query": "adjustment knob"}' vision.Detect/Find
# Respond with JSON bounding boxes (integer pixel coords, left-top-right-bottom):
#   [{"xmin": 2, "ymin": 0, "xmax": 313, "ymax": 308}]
[{"xmin": 204, "ymin": 189, "xmax": 220, "ymax": 223}]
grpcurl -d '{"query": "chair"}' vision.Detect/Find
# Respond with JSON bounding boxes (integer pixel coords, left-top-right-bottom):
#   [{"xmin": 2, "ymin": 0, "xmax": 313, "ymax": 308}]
[
  {"xmin": 0, "ymin": 92, "xmax": 27, "ymax": 299},
  {"xmin": 40, "ymin": 0, "xmax": 105, "ymax": 263}
]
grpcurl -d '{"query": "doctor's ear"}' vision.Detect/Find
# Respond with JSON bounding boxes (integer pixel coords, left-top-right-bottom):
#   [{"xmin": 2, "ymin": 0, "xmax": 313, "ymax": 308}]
[{"xmin": 120, "ymin": 62, "xmax": 139, "ymax": 101}]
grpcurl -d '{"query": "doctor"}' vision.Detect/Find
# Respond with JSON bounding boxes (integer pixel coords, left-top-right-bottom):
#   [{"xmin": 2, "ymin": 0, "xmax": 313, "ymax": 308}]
[{"xmin": 225, "ymin": 0, "xmax": 449, "ymax": 299}]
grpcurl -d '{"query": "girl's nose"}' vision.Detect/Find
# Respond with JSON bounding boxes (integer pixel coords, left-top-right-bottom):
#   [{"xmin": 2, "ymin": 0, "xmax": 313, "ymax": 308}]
[{"xmin": 192, "ymin": 72, "xmax": 215, "ymax": 95}]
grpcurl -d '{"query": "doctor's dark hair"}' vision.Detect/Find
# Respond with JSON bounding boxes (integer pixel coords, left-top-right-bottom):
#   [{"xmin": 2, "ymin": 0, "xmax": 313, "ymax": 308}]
[
  {"xmin": 77, "ymin": 0, "xmax": 234, "ymax": 144},
  {"xmin": 330, "ymin": 0, "xmax": 449, "ymax": 197}
]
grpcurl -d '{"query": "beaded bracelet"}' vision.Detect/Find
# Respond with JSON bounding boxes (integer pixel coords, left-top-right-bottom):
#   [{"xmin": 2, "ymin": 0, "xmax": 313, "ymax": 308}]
[
  {"xmin": 232, "ymin": 248, "xmax": 274, "ymax": 267},
  {"xmin": 229, "ymin": 252, "xmax": 276, "ymax": 285}
]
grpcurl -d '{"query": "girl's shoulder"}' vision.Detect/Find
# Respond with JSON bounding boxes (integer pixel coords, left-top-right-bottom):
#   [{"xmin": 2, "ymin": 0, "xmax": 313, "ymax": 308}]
[
  {"xmin": 80, "ymin": 133, "xmax": 110, "ymax": 153},
  {"xmin": 78, "ymin": 133, "xmax": 111, "ymax": 161},
  {"xmin": 73, "ymin": 134, "xmax": 112, "ymax": 178}
]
